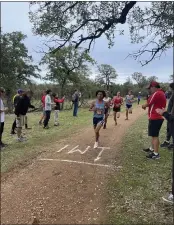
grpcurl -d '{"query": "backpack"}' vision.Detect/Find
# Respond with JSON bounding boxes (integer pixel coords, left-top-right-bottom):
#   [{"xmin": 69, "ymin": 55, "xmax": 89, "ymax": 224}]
[{"xmin": 72, "ymin": 94, "xmax": 76, "ymax": 102}]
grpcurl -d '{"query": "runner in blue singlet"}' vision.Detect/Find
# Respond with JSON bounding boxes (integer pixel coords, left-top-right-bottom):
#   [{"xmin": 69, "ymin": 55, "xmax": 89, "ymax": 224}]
[
  {"xmin": 125, "ymin": 90, "xmax": 134, "ymax": 120},
  {"xmin": 89, "ymin": 90, "xmax": 109, "ymax": 148}
]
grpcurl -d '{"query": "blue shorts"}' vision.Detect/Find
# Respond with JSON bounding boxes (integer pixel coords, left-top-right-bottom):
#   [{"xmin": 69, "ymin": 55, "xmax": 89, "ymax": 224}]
[
  {"xmin": 93, "ymin": 117, "xmax": 104, "ymax": 126},
  {"xmin": 126, "ymin": 104, "xmax": 132, "ymax": 109}
]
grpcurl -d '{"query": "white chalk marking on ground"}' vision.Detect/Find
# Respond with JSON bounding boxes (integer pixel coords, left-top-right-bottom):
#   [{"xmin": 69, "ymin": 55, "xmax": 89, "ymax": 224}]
[
  {"xmin": 67, "ymin": 145, "xmax": 91, "ymax": 155},
  {"xmin": 57, "ymin": 145, "xmax": 69, "ymax": 153},
  {"xmin": 39, "ymin": 158, "xmax": 121, "ymax": 169},
  {"xmin": 94, "ymin": 147, "xmax": 110, "ymax": 162}
]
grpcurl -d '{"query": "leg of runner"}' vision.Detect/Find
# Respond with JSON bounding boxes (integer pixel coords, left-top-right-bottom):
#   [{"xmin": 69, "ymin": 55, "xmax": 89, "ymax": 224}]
[
  {"xmin": 125, "ymin": 107, "xmax": 129, "ymax": 120},
  {"xmin": 113, "ymin": 110, "xmax": 117, "ymax": 125},
  {"xmin": 103, "ymin": 109, "xmax": 108, "ymax": 129},
  {"xmin": 94, "ymin": 119, "xmax": 103, "ymax": 148}
]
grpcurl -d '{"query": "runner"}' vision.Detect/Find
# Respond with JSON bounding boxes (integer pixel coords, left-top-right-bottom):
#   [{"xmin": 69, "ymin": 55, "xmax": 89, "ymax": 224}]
[
  {"xmin": 52, "ymin": 93, "xmax": 65, "ymax": 126},
  {"xmin": 103, "ymin": 91, "xmax": 111, "ymax": 129},
  {"xmin": 125, "ymin": 90, "xmax": 134, "ymax": 120},
  {"xmin": 137, "ymin": 92, "xmax": 141, "ymax": 105},
  {"xmin": 89, "ymin": 90, "xmax": 109, "ymax": 149},
  {"xmin": 39, "ymin": 90, "xmax": 46, "ymax": 125},
  {"xmin": 112, "ymin": 92, "xmax": 123, "ymax": 125}
]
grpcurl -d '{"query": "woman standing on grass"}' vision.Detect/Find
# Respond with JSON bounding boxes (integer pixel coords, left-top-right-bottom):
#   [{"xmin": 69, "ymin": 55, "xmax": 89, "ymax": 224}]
[
  {"xmin": 112, "ymin": 92, "xmax": 123, "ymax": 125},
  {"xmin": 89, "ymin": 90, "xmax": 109, "ymax": 149},
  {"xmin": 103, "ymin": 91, "xmax": 111, "ymax": 129}
]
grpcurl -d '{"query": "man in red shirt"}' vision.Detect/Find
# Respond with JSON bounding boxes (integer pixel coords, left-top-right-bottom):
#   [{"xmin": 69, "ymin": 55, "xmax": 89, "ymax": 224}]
[
  {"xmin": 142, "ymin": 81, "xmax": 166, "ymax": 159},
  {"xmin": 112, "ymin": 92, "xmax": 123, "ymax": 125}
]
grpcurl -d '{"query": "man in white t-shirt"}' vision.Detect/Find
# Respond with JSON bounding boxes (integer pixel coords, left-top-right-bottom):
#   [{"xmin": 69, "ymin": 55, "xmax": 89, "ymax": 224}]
[
  {"xmin": 0, "ymin": 87, "xmax": 7, "ymax": 149},
  {"xmin": 43, "ymin": 89, "xmax": 52, "ymax": 129}
]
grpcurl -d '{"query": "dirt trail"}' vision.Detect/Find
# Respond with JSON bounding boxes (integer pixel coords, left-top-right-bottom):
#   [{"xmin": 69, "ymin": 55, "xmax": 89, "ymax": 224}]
[{"xmin": 1, "ymin": 106, "xmax": 145, "ymax": 224}]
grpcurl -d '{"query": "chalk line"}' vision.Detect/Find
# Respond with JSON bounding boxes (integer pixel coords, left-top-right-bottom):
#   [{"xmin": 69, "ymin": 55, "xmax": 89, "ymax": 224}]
[
  {"xmin": 57, "ymin": 145, "xmax": 69, "ymax": 153},
  {"xmin": 39, "ymin": 158, "xmax": 122, "ymax": 169},
  {"xmin": 67, "ymin": 145, "xmax": 91, "ymax": 154},
  {"xmin": 94, "ymin": 147, "xmax": 110, "ymax": 162}
]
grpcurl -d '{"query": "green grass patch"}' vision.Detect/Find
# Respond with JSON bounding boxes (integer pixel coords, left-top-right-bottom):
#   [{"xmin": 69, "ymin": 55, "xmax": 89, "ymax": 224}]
[
  {"xmin": 106, "ymin": 115, "xmax": 173, "ymax": 225},
  {"xmin": 1, "ymin": 109, "xmax": 92, "ymax": 174}
]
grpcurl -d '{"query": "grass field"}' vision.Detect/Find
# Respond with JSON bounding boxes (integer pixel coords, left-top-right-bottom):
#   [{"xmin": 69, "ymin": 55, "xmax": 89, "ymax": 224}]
[
  {"xmin": 1, "ymin": 109, "xmax": 92, "ymax": 174},
  {"xmin": 106, "ymin": 115, "xmax": 173, "ymax": 225}
]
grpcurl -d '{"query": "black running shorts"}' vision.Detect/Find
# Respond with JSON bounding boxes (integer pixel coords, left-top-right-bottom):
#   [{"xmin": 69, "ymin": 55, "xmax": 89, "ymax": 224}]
[
  {"xmin": 148, "ymin": 119, "xmax": 164, "ymax": 137},
  {"xmin": 113, "ymin": 107, "xmax": 121, "ymax": 112}
]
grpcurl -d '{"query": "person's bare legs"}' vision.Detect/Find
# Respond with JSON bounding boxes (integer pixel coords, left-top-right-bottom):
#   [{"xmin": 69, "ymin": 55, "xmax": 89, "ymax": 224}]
[
  {"xmin": 114, "ymin": 111, "xmax": 117, "ymax": 125},
  {"xmin": 152, "ymin": 137, "xmax": 159, "ymax": 154},
  {"xmin": 17, "ymin": 127, "xmax": 22, "ymax": 139},
  {"xmin": 125, "ymin": 109, "xmax": 128, "ymax": 120},
  {"xmin": 94, "ymin": 123, "xmax": 102, "ymax": 148}
]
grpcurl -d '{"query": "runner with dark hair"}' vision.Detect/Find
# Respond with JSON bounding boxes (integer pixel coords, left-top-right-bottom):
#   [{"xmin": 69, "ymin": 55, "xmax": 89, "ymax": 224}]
[
  {"xmin": 125, "ymin": 90, "xmax": 134, "ymax": 120},
  {"xmin": 89, "ymin": 90, "xmax": 109, "ymax": 149},
  {"xmin": 103, "ymin": 91, "xmax": 111, "ymax": 129},
  {"xmin": 112, "ymin": 92, "xmax": 123, "ymax": 125}
]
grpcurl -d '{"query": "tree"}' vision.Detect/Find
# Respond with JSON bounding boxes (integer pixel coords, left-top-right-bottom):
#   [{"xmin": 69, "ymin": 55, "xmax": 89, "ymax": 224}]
[
  {"xmin": 29, "ymin": 1, "xmax": 136, "ymax": 52},
  {"xmin": 0, "ymin": 31, "xmax": 40, "ymax": 110},
  {"xmin": 131, "ymin": 72, "xmax": 147, "ymax": 88},
  {"xmin": 170, "ymin": 74, "xmax": 174, "ymax": 82},
  {"xmin": 128, "ymin": 2, "xmax": 174, "ymax": 65},
  {"xmin": 29, "ymin": 2, "xmax": 173, "ymax": 66},
  {"xmin": 147, "ymin": 76, "xmax": 158, "ymax": 83},
  {"xmin": 96, "ymin": 64, "xmax": 118, "ymax": 91},
  {"xmin": 40, "ymin": 46, "xmax": 95, "ymax": 97}
]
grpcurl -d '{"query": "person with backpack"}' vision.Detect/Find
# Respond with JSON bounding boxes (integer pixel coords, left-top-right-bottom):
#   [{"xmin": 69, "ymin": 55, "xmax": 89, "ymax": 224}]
[
  {"xmin": 72, "ymin": 90, "xmax": 79, "ymax": 117},
  {"xmin": 52, "ymin": 93, "xmax": 65, "ymax": 126}
]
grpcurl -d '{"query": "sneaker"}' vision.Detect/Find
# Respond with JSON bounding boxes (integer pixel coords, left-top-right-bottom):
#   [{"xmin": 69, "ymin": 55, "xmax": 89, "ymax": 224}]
[
  {"xmin": 94, "ymin": 142, "xmax": 98, "ymax": 149},
  {"xmin": 168, "ymin": 144, "xmax": 174, "ymax": 150},
  {"xmin": 43, "ymin": 126, "xmax": 49, "ymax": 129},
  {"xmin": 143, "ymin": 148, "xmax": 154, "ymax": 153},
  {"xmin": 54, "ymin": 123, "xmax": 59, "ymax": 126},
  {"xmin": 146, "ymin": 152, "xmax": 160, "ymax": 159},
  {"xmin": 17, "ymin": 137, "xmax": 27, "ymax": 142},
  {"xmin": 0, "ymin": 143, "xmax": 8, "ymax": 149},
  {"xmin": 160, "ymin": 141, "xmax": 170, "ymax": 148},
  {"xmin": 162, "ymin": 194, "xmax": 173, "ymax": 204},
  {"xmin": 10, "ymin": 131, "xmax": 16, "ymax": 135}
]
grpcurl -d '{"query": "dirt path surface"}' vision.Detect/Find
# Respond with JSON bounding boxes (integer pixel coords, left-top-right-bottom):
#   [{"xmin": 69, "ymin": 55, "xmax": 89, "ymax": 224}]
[{"xmin": 1, "ymin": 106, "xmax": 145, "ymax": 224}]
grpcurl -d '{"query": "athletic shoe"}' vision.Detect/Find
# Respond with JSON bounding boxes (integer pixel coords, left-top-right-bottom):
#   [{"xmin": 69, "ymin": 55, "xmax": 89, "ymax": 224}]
[
  {"xmin": 162, "ymin": 194, "xmax": 173, "ymax": 204},
  {"xmin": 10, "ymin": 131, "xmax": 16, "ymax": 135},
  {"xmin": 143, "ymin": 148, "xmax": 154, "ymax": 153},
  {"xmin": 0, "ymin": 143, "xmax": 8, "ymax": 149},
  {"xmin": 146, "ymin": 152, "xmax": 160, "ymax": 159},
  {"xmin": 168, "ymin": 144, "xmax": 174, "ymax": 150},
  {"xmin": 17, "ymin": 137, "xmax": 27, "ymax": 142},
  {"xmin": 54, "ymin": 123, "xmax": 59, "ymax": 126},
  {"xmin": 43, "ymin": 126, "xmax": 49, "ymax": 129},
  {"xmin": 94, "ymin": 142, "xmax": 98, "ymax": 149},
  {"xmin": 160, "ymin": 141, "xmax": 170, "ymax": 148}
]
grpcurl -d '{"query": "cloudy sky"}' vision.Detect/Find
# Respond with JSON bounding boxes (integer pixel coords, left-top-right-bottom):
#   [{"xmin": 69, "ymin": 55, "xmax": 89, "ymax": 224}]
[{"xmin": 1, "ymin": 2, "xmax": 173, "ymax": 84}]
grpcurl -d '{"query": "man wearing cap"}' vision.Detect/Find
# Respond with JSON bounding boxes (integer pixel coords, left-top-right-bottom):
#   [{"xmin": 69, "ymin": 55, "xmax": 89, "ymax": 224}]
[
  {"xmin": 11, "ymin": 89, "xmax": 23, "ymax": 135},
  {"xmin": 142, "ymin": 81, "xmax": 167, "ymax": 159}
]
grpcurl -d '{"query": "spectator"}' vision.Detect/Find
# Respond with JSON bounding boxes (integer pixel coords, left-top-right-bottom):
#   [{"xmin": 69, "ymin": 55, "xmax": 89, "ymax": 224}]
[
  {"xmin": 72, "ymin": 90, "xmax": 79, "ymax": 117},
  {"xmin": 15, "ymin": 91, "xmax": 35, "ymax": 142},
  {"xmin": 39, "ymin": 90, "xmax": 46, "ymax": 125},
  {"xmin": 24, "ymin": 90, "xmax": 35, "ymax": 129},
  {"xmin": 10, "ymin": 89, "xmax": 23, "ymax": 135},
  {"xmin": 43, "ymin": 89, "xmax": 52, "ymax": 129},
  {"xmin": 52, "ymin": 93, "xmax": 65, "ymax": 126},
  {"xmin": 142, "ymin": 81, "xmax": 166, "ymax": 159},
  {"xmin": 160, "ymin": 82, "xmax": 174, "ymax": 150},
  {"xmin": 156, "ymin": 103, "xmax": 174, "ymax": 204},
  {"xmin": 0, "ymin": 87, "xmax": 8, "ymax": 149}
]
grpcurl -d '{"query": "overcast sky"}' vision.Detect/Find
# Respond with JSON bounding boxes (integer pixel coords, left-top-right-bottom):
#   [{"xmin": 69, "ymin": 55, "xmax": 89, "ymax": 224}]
[{"xmin": 1, "ymin": 2, "xmax": 173, "ymax": 84}]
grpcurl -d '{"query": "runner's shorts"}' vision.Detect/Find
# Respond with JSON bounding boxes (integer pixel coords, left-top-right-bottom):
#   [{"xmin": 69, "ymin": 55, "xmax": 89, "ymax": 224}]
[
  {"xmin": 93, "ymin": 117, "xmax": 104, "ymax": 126},
  {"xmin": 126, "ymin": 104, "xmax": 132, "ymax": 109},
  {"xmin": 148, "ymin": 119, "xmax": 164, "ymax": 137},
  {"xmin": 16, "ymin": 115, "xmax": 25, "ymax": 128},
  {"xmin": 113, "ymin": 107, "xmax": 121, "ymax": 112}
]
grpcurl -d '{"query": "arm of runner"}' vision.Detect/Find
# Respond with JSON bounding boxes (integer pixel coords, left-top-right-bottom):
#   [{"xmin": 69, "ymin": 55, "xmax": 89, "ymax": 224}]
[
  {"xmin": 54, "ymin": 97, "xmax": 65, "ymax": 103},
  {"xmin": 89, "ymin": 101, "xmax": 96, "ymax": 112}
]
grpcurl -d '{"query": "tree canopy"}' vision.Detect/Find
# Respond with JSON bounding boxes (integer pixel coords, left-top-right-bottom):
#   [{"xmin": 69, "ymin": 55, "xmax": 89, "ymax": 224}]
[{"xmin": 29, "ymin": 1, "xmax": 173, "ymax": 65}]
